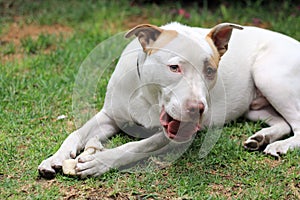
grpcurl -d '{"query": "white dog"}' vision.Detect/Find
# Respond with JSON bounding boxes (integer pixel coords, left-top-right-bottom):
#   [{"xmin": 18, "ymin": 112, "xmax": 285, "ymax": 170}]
[{"xmin": 38, "ymin": 22, "xmax": 300, "ymax": 178}]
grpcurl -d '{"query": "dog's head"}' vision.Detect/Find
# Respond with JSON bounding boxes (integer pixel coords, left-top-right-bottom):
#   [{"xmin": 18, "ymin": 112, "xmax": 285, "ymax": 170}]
[{"xmin": 125, "ymin": 23, "xmax": 242, "ymax": 141}]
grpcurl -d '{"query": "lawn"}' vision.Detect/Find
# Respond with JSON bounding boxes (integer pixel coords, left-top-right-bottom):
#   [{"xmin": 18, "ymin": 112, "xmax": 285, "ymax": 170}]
[{"xmin": 1, "ymin": 0, "xmax": 300, "ymax": 199}]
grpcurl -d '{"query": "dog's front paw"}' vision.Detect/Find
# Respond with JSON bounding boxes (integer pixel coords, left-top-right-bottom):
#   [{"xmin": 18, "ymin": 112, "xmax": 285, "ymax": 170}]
[
  {"xmin": 38, "ymin": 157, "xmax": 57, "ymax": 179},
  {"xmin": 75, "ymin": 150, "xmax": 113, "ymax": 178},
  {"xmin": 244, "ymin": 134, "xmax": 267, "ymax": 151},
  {"xmin": 38, "ymin": 148, "xmax": 78, "ymax": 179},
  {"xmin": 38, "ymin": 132, "xmax": 85, "ymax": 178},
  {"xmin": 263, "ymin": 141, "xmax": 289, "ymax": 157},
  {"xmin": 38, "ymin": 155, "xmax": 69, "ymax": 179}
]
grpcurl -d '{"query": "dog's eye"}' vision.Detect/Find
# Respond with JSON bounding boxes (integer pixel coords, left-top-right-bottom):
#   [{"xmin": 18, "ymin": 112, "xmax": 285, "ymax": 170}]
[
  {"xmin": 205, "ymin": 67, "xmax": 216, "ymax": 79},
  {"xmin": 206, "ymin": 67, "xmax": 214, "ymax": 75},
  {"xmin": 169, "ymin": 65, "xmax": 181, "ymax": 73}
]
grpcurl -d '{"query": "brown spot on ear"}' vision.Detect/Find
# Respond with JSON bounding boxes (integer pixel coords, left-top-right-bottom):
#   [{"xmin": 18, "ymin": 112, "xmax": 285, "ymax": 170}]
[
  {"xmin": 206, "ymin": 23, "xmax": 243, "ymax": 57},
  {"xmin": 125, "ymin": 24, "xmax": 163, "ymax": 51},
  {"xmin": 148, "ymin": 30, "xmax": 178, "ymax": 55},
  {"xmin": 205, "ymin": 36, "xmax": 220, "ymax": 67},
  {"xmin": 125, "ymin": 24, "xmax": 178, "ymax": 54}
]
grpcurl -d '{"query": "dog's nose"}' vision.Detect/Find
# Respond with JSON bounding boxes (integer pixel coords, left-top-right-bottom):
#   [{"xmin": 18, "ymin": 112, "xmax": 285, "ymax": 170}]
[{"xmin": 186, "ymin": 100, "xmax": 205, "ymax": 116}]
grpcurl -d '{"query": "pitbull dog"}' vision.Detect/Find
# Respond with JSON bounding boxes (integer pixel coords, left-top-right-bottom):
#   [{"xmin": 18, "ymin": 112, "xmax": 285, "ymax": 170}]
[{"xmin": 38, "ymin": 22, "xmax": 300, "ymax": 178}]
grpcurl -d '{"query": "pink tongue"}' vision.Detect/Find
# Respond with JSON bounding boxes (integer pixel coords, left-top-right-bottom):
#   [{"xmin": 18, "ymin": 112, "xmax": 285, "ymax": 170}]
[
  {"xmin": 168, "ymin": 120, "xmax": 180, "ymax": 134},
  {"xmin": 168, "ymin": 120, "xmax": 199, "ymax": 138}
]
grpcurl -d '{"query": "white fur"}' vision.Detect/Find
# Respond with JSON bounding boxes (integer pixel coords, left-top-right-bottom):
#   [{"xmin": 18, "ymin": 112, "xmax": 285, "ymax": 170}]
[{"xmin": 38, "ymin": 22, "xmax": 300, "ymax": 178}]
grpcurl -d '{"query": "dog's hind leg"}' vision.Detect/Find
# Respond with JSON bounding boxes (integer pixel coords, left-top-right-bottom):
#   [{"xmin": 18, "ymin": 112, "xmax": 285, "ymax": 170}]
[
  {"xmin": 261, "ymin": 99, "xmax": 300, "ymax": 157},
  {"xmin": 249, "ymin": 54, "xmax": 300, "ymax": 157},
  {"xmin": 244, "ymin": 106, "xmax": 291, "ymax": 151},
  {"xmin": 38, "ymin": 109, "xmax": 119, "ymax": 179}
]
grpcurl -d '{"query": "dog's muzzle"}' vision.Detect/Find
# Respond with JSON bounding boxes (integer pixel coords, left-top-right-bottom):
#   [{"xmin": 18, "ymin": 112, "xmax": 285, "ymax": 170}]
[{"xmin": 159, "ymin": 106, "xmax": 201, "ymax": 141}]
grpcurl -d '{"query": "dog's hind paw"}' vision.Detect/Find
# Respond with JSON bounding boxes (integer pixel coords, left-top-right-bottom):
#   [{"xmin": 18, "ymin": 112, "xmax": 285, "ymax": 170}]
[
  {"xmin": 263, "ymin": 136, "xmax": 300, "ymax": 157},
  {"xmin": 263, "ymin": 141, "xmax": 289, "ymax": 157},
  {"xmin": 244, "ymin": 134, "xmax": 267, "ymax": 151}
]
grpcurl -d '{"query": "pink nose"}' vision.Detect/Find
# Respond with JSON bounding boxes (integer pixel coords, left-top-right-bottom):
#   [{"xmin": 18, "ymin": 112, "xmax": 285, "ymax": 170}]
[{"xmin": 186, "ymin": 100, "xmax": 205, "ymax": 116}]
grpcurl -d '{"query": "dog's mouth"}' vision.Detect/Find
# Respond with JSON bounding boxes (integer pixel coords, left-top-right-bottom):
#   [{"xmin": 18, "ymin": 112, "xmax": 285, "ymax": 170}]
[{"xmin": 159, "ymin": 106, "xmax": 200, "ymax": 141}]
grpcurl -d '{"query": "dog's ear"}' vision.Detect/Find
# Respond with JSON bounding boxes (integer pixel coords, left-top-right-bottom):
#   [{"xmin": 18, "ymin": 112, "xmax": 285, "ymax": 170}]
[
  {"xmin": 125, "ymin": 24, "xmax": 163, "ymax": 52},
  {"xmin": 207, "ymin": 23, "xmax": 243, "ymax": 57}
]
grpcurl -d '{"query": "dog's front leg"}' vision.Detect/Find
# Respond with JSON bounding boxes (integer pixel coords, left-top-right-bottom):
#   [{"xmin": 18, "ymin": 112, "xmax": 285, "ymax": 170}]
[
  {"xmin": 75, "ymin": 132, "xmax": 170, "ymax": 178},
  {"xmin": 38, "ymin": 110, "xmax": 119, "ymax": 179}
]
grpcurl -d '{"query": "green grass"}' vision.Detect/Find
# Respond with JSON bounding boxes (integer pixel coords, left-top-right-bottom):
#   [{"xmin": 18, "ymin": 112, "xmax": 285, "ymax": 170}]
[{"xmin": 1, "ymin": 0, "xmax": 300, "ymax": 199}]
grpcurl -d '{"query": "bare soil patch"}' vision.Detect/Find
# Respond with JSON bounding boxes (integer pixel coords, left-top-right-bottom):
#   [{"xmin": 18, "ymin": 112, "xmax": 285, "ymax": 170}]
[
  {"xmin": 123, "ymin": 15, "xmax": 149, "ymax": 29},
  {"xmin": 1, "ymin": 22, "xmax": 73, "ymax": 63},
  {"xmin": 1, "ymin": 22, "xmax": 73, "ymax": 45}
]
